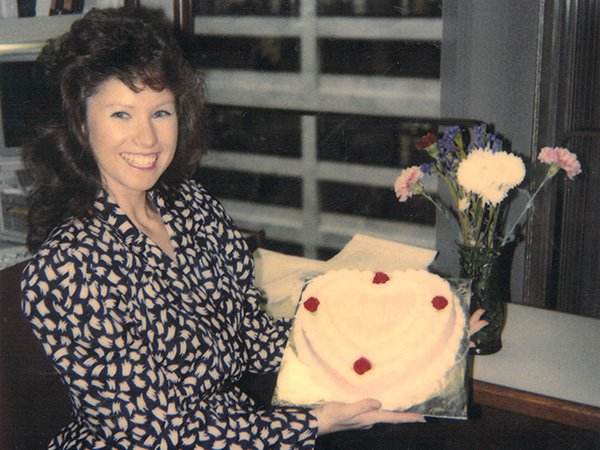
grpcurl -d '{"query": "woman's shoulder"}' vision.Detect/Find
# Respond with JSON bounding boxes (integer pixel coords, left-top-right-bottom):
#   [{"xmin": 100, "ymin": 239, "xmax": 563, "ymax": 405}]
[
  {"xmin": 28, "ymin": 215, "xmax": 117, "ymax": 268},
  {"xmin": 21, "ymin": 214, "xmax": 130, "ymax": 298},
  {"xmin": 167, "ymin": 179, "xmax": 228, "ymax": 216},
  {"xmin": 164, "ymin": 179, "xmax": 241, "ymax": 241},
  {"xmin": 52, "ymin": 214, "xmax": 112, "ymax": 244},
  {"xmin": 173, "ymin": 179, "xmax": 214, "ymax": 202},
  {"xmin": 21, "ymin": 219, "xmax": 90, "ymax": 297}
]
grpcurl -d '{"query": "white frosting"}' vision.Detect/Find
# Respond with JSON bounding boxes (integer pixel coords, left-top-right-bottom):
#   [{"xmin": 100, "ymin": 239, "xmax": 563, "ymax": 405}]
[{"xmin": 275, "ymin": 269, "xmax": 468, "ymax": 410}]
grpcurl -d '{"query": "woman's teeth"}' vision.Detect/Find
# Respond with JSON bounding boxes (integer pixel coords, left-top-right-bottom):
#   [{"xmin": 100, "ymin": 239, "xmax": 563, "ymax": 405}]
[{"xmin": 121, "ymin": 153, "xmax": 158, "ymax": 168}]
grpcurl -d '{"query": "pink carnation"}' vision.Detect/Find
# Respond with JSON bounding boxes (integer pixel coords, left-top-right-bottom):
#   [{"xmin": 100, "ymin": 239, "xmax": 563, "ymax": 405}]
[
  {"xmin": 394, "ymin": 166, "xmax": 423, "ymax": 202},
  {"xmin": 538, "ymin": 146, "xmax": 581, "ymax": 180}
]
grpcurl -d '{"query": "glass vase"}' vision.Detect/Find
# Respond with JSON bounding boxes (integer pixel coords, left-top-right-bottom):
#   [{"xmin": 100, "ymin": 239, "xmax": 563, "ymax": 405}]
[{"xmin": 457, "ymin": 243, "xmax": 511, "ymax": 355}]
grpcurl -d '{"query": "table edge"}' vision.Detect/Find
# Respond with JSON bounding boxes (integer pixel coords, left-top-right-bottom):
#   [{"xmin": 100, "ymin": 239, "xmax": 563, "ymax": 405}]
[{"xmin": 473, "ymin": 380, "xmax": 600, "ymax": 431}]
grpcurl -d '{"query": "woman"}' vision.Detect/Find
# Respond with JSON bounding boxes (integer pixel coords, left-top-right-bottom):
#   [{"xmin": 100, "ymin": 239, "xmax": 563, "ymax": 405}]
[{"xmin": 20, "ymin": 7, "xmax": 435, "ymax": 449}]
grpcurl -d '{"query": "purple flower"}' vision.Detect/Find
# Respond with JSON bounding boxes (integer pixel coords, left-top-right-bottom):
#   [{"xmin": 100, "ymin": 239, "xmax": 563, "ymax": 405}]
[
  {"xmin": 438, "ymin": 126, "xmax": 461, "ymax": 154},
  {"xmin": 469, "ymin": 123, "xmax": 504, "ymax": 152},
  {"xmin": 420, "ymin": 162, "xmax": 435, "ymax": 175},
  {"xmin": 490, "ymin": 137, "xmax": 503, "ymax": 152},
  {"xmin": 473, "ymin": 123, "xmax": 488, "ymax": 146}
]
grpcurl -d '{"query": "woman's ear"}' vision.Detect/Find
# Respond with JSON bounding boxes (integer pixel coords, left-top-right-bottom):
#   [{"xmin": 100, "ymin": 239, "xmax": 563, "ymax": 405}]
[
  {"xmin": 80, "ymin": 120, "xmax": 91, "ymax": 147},
  {"xmin": 75, "ymin": 112, "xmax": 92, "ymax": 155}
]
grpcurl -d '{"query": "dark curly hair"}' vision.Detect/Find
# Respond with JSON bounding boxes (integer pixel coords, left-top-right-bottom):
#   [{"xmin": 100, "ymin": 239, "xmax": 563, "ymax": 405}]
[{"xmin": 23, "ymin": 7, "xmax": 207, "ymax": 252}]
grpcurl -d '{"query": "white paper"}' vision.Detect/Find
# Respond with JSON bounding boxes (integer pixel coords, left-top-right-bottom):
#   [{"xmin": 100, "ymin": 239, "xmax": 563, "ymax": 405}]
[{"xmin": 325, "ymin": 233, "xmax": 437, "ymax": 272}]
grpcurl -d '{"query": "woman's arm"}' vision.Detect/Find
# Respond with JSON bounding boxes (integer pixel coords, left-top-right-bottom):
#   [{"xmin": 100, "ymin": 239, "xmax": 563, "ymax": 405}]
[{"xmin": 21, "ymin": 246, "xmax": 318, "ymax": 449}]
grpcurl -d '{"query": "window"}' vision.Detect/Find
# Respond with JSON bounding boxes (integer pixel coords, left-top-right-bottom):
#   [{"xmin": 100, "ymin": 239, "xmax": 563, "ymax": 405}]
[{"xmin": 191, "ymin": 0, "xmax": 443, "ymax": 258}]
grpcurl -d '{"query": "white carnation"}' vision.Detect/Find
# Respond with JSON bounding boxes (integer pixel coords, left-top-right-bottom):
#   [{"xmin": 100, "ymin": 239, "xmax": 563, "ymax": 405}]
[{"xmin": 457, "ymin": 149, "xmax": 525, "ymax": 205}]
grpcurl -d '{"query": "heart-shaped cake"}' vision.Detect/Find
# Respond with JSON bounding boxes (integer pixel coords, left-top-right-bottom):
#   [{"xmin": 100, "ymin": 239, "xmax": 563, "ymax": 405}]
[{"xmin": 274, "ymin": 269, "xmax": 469, "ymax": 412}]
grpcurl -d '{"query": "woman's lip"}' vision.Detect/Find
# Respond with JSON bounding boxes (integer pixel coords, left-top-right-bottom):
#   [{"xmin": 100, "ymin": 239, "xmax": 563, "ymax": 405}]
[{"xmin": 120, "ymin": 152, "xmax": 159, "ymax": 169}]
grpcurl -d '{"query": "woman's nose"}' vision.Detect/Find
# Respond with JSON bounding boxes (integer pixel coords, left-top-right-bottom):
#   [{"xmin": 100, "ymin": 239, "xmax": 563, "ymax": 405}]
[{"xmin": 134, "ymin": 118, "xmax": 158, "ymax": 148}]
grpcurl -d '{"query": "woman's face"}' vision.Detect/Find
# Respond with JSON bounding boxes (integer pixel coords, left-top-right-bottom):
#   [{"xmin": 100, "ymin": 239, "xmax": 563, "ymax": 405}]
[{"xmin": 85, "ymin": 78, "xmax": 178, "ymax": 200}]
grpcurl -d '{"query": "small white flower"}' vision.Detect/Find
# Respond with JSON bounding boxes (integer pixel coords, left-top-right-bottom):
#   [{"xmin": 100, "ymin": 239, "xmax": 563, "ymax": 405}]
[
  {"xmin": 458, "ymin": 197, "xmax": 469, "ymax": 211},
  {"xmin": 457, "ymin": 149, "xmax": 525, "ymax": 205}
]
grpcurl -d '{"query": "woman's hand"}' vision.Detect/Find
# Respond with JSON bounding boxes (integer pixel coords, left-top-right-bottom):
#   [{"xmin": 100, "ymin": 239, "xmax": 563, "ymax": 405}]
[
  {"xmin": 312, "ymin": 399, "xmax": 425, "ymax": 435},
  {"xmin": 469, "ymin": 308, "xmax": 488, "ymax": 348}
]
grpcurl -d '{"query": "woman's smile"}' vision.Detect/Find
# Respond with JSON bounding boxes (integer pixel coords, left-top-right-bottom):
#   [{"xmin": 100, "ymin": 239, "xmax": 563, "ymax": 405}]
[{"xmin": 120, "ymin": 152, "xmax": 161, "ymax": 169}]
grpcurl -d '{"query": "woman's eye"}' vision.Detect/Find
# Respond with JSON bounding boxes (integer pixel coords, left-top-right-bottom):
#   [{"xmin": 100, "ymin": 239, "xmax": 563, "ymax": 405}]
[
  {"xmin": 111, "ymin": 111, "xmax": 129, "ymax": 119},
  {"xmin": 153, "ymin": 110, "xmax": 173, "ymax": 118}
]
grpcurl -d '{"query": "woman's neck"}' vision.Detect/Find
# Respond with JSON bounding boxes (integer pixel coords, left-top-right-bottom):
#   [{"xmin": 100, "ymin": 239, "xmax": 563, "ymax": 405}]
[
  {"xmin": 107, "ymin": 188, "xmax": 152, "ymax": 224},
  {"xmin": 106, "ymin": 187, "xmax": 176, "ymax": 261}
]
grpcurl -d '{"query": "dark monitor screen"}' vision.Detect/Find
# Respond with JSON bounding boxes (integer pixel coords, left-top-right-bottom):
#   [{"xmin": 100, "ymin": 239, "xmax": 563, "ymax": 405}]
[{"xmin": 0, "ymin": 61, "xmax": 38, "ymax": 148}]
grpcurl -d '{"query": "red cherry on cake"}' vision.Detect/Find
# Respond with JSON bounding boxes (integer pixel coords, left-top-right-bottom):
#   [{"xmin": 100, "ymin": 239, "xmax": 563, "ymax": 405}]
[
  {"xmin": 303, "ymin": 296, "xmax": 320, "ymax": 312},
  {"xmin": 372, "ymin": 272, "xmax": 390, "ymax": 284},
  {"xmin": 431, "ymin": 296, "xmax": 449, "ymax": 310},
  {"xmin": 353, "ymin": 357, "xmax": 372, "ymax": 375}
]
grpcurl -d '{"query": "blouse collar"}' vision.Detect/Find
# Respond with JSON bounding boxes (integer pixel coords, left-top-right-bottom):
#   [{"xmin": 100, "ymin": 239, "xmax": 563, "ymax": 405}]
[
  {"xmin": 92, "ymin": 186, "xmax": 170, "ymax": 250},
  {"xmin": 92, "ymin": 183, "xmax": 187, "ymax": 269}
]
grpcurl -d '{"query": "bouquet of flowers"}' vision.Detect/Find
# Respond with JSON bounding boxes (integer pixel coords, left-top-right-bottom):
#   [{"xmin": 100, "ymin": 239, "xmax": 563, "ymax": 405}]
[{"xmin": 394, "ymin": 124, "xmax": 581, "ymax": 250}]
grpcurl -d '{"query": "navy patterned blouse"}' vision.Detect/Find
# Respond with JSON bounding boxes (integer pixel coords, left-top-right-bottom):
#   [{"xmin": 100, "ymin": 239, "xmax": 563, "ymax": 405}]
[{"xmin": 21, "ymin": 180, "xmax": 318, "ymax": 449}]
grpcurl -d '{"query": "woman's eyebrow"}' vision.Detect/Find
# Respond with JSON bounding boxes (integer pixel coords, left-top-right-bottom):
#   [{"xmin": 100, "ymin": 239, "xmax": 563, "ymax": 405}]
[{"xmin": 101, "ymin": 100, "xmax": 176, "ymax": 109}]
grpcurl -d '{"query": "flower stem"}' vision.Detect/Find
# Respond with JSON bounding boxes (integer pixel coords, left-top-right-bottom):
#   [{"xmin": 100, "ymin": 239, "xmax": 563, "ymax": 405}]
[
  {"xmin": 473, "ymin": 196, "xmax": 486, "ymax": 246},
  {"xmin": 501, "ymin": 172, "xmax": 555, "ymax": 245},
  {"xmin": 487, "ymin": 205, "xmax": 501, "ymax": 248},
  {"xmin": 420, "ymin": 191, "xmax": 444, "ymax": 212},
  {"xmin": 439, "ymin": 173, "xmax": 469, "ymax": 243}
]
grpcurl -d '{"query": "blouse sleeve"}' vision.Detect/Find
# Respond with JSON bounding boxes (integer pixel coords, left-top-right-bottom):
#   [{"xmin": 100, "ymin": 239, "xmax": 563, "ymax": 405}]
[
  {"xmin": 21, "ymin": 245, "xmax": 317, "ymax": 449},
  {"xmin": 197, "ymin": 184, "xmax": 295, "ymax": 374}
]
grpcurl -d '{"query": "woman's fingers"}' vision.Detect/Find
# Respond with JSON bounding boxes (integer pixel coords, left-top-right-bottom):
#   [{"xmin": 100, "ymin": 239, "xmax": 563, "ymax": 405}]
[
  {"xmin": 351, "ymin": 398, "xmax": 383, "ymax": 415},
  {"xmin": 470, "ymin": 308, "xmax": 485, "ymax": 326},
  {"xmin": 313, "ymin": 399, "xmax": 425, "ymax": 435},
  {"xmin": 358, "ymin": 409, "xmax": 426, "ymax": 426},
  {"xmin": 469, "ymin": 308, "xmax": 488, "ymax": 336}
]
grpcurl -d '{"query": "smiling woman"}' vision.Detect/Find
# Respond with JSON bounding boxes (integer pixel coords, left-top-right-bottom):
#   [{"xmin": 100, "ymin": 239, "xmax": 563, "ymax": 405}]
[{"xmin": 18, "ymin": 6, "xmax": 428, "ymax": 449}]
